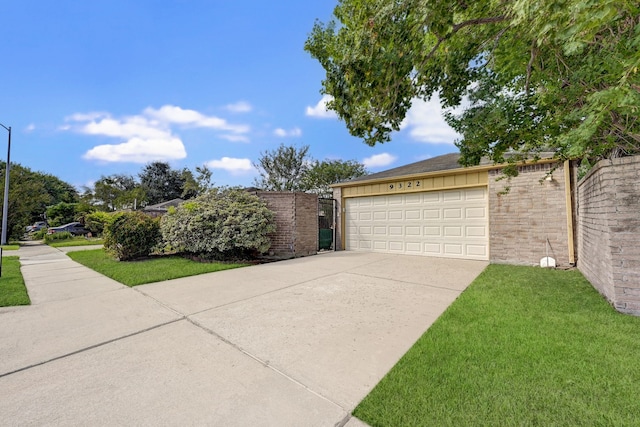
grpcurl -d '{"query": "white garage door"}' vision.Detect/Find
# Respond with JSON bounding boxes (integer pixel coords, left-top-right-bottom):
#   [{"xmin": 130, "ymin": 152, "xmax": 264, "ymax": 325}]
[{"xmin": 345, "ymin": 187, "xmax": 489, "ymax": 260}]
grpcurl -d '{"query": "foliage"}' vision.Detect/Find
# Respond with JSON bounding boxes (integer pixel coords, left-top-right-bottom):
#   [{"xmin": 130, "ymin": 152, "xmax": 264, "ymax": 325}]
[
  {"xmin": 84, "ymin": 211, "xmax": 114, "ymax": 236},
  {"xmin": 305, "ymin": 0, "xmax": 640, "ymax": 165},
  {"xmin": 0, "ymin": 256, "xmax": 30, "ymax": 306},
  {"xmin": 0, "ymin": 162, "xmax": 78, "ymax": 239},
  {"xmin": 253, "ymin": 144, "xmax": 312, "ymax": 191},
  {"xmin": 253, "ymin": 143, "xmax": 367, "ymax": 194},
  {"xmin": 31, "ymin": 229, "xmax": 47, "ymax": 240},
  {"xmin": 68, "ymin": 249, "xmax": 248, "ymax": 287},
  {"xmin": 303, "ymin": 159, "xmax": 368, "ymax": 198},
  {"xmin": 139, "ymin": 161, "xmax": 189, "ymax": 205},
  {"xmin": 45, "ymin": 202, "xmax": 79, "ymax": 227},
  {"xmin": 161, "ymin": 187, "xmax": 275, "ymax": 260},
  {"xmin": 44, "ymin": 231, "xmax": 73, "ymax": 243},
  {"xmin": 92, "ymin": 174, "xmax": 144, "ymax": 211},
  {"xmin": 354, "ymin": 265, "xmax": 640, "ymax": 426},
  {"xmin": 104, "ymin": 211, "xmax": 162, "ymax": 261}
]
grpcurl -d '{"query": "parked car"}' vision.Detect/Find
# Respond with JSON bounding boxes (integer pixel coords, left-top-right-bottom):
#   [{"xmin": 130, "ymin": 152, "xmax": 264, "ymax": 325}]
[
  {"xmin": 25, "ymin": 221, "xmax": 48, "ymax": 233},
  {"xmin": 47, "ymin": 222, "xmax": 90, "ymax": 236}
]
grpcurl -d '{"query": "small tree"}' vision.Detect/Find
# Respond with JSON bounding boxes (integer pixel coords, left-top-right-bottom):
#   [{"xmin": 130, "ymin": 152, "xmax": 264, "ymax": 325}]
[
  {"xmin": 161, "ymin": 188, "xmax": 275, "ymax": 260},
  {"xmin": 104, "ymin": 212, "xmax": 161, "ymax": 261}
]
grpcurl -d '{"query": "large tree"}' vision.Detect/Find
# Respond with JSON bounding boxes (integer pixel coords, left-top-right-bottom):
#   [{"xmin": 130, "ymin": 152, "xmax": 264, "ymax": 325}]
[
  {"xmin": 93, "ymin": 174, "xmax": 143, "ymax": 211},
  {"xmin": 253, "ymin": 144, "xmax": 312, "ymax": 192},
  {"xmin": 303, "ymin": 159, "xmax": 368, "ymax": 198},
  {"xmin": 139, "ymin": 161, "xmax": 187, "ymax": 205},
  {"xmin": 0, "ymin": 162, "xmax": 79, "ymax": 238},
  {"xmin": 305, "ymin": 0, "xmax": 640, "ymax": 165}
]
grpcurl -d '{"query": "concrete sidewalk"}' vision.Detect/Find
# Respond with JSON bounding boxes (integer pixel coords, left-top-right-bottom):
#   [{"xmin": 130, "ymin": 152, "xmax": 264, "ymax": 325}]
[{"xmin": 0, "ymin": 243, "xmax": 487, "ymax": 426}]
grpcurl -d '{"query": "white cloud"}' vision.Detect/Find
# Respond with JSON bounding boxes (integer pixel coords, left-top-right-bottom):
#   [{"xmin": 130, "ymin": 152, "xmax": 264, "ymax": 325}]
[
  {"xmin": 363, "ymin": 153, "xmax": 397, "ymax": 168},
  {"xmin": 64, "ymin": 104, "xmax": 252, "ymax": 163},
  {"xmin": 225, "ymin": 101, "xmax": 252, "ymax": 113},
  {"xmin": 273, "ymin": 127, "xmax": 302, "ymax": 137},
  {"xmin": 206, "ymin": 157, "xmax": 254, "ymax": 175},
  {"xmin": 83, "ymin": 137, "xmax": 186, "ymax": 163},
  {"xmin": 400, "ymin": 96, "xmax": 460, "ymax": 144},
  {"xmin": 305, "ymin": 95, "xmax": 337, "ymax": 119},
  {"xmin": 220, "ymin": 134, "xmax": 250, "ymax": 143},
  {"xmin": 25, "ymin": 123, "xmax": 35, "ymax": 132},
  {"xmin": 144, "ymin": 105, "xmax": 250, "ymax": 134}
]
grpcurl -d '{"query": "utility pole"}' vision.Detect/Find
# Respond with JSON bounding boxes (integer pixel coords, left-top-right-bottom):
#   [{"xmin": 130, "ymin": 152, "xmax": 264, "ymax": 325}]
[{"xmin": 0, "ymin": 123, "xmax": 11, "ymax": 245}]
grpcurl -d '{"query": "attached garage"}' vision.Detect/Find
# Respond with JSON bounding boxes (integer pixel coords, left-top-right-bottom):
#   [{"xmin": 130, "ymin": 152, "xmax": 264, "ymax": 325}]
[
  {"xmin": 345, "ymin": 188, "xmax": 488, "ymax": 260},
  {"xmin": 332, "ymin": 152, "xmax": 577, "ymax": 266}
]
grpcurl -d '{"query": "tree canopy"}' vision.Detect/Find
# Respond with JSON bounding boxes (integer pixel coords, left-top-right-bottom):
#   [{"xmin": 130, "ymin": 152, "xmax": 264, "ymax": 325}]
[
  {"xmin": 0, "ymin": 162, "xmax": 79, "ymax": 238},
  {"xmin": 305, "ymin": 0, "xmax": 640, "ymax": 165},
  {"xmin": 253, "ymin": 143, "xmax": 367, "ymax": 195}
]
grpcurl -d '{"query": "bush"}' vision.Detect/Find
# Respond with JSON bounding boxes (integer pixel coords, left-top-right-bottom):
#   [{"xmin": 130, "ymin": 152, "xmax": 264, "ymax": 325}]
[
  {"xmin": 31, "ymin": 229, "xmax": 48, "ymax": 240},
  {"xmin": 104, "ymin": 211, "xmax": 161, "ymax": 261},
  {"xmin": 161, "ymin": 187, "xmax": 275, "ymax": 260},
  {"xmin": 85, "ymin": 211, "xmax": 114, "ymax": 236},
  {"xmin": 44, "ymin": 231, "xmax": 73, "ymax": 243}
]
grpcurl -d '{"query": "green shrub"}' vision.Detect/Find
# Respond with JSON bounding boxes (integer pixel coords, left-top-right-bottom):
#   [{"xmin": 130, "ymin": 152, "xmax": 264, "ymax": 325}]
[
  {"xmin": 161, "ymin": 187, "xmax": 275, "ymax": 260},
  {"xmin": 104, "ymin": 211, "xmax": 161, "ymax": 261},
  {"xmin": 85, "ymin": 211, "xmax": 114, "ymax": 236},
  {"xmin": 31, "ymin": 229, "xmax": 48, "ymax": 240},
  {"xmin": 44, "ymin": 231, "xmax": 73, "ymax": 243}
]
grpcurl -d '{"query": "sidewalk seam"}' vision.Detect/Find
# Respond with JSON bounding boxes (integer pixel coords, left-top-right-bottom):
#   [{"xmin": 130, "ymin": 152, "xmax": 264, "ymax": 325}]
[{"xmin": 0, "ymin": 318, "xmax": 184, "ymax": 379}]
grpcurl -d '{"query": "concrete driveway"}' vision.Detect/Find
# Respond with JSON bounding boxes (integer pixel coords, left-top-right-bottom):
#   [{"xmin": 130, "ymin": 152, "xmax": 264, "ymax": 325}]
[{"xmin": 0, "ymin": 244, "xmax": 487, "ymax": 426}]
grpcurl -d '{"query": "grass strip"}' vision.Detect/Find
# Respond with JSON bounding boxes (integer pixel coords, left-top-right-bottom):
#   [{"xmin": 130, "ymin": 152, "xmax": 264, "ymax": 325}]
[
  {"xmin": 68, "ymin": 249, "xmax": 248, "ymax": 287},
  {"xmin": 0, "ymin": 256, "xmax": 30, "ymax": 306},
  {"xmin": 354, "ymin": 265, "xmax": 640, "ymax": 426},
  {"xmin": 47, "ymin": 238, "xmax": 105, "ymax": 248},
  {"xmin": 1, "ymin": 245, "xmax": 20, "ymax": 251}
]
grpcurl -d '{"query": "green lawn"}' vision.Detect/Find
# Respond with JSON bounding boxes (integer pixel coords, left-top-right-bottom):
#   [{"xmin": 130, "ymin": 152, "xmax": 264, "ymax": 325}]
[
  {"xmin": 68, "ymin": 249, "xmax": 248, "ymax": 286},
  {"xmin": 1, "ymin": 244, "xmax": 20, "ymax": 251},
  {"xmin": 47, "ymin": 237, "xmax": 105, "ymax": 248},
  {"xmin": 0, "ymin": 256, "xmax": 30, "ymax": 306},
  {"xmin": 354, "ymin": 265, "xmax": 640, "ymax": 426}
]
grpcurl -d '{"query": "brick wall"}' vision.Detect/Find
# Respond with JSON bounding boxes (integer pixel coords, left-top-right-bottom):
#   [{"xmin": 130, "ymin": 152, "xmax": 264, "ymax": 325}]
[
  {"xmin": 488, "ymin": 162, "xmax": 572, "ymax": 266},
  {"xmin": 577, "ymin": 156, "xmax": 640, "ymax": 316},
  {"xmin": 256, "ymin": 192, "xmax": 318, "ymax": 258}
]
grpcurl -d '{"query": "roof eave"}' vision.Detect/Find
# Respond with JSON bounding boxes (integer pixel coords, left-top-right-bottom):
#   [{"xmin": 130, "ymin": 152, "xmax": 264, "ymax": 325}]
[{"xmin": 331, "ymin": 157, "xmax": 560, "ymax": 188}]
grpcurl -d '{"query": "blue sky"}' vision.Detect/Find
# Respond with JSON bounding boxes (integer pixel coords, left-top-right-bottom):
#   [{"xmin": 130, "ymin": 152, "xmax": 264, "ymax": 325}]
[{"xmin": 0, "ymin": 1, "xmax": 460, "ymax": 191}]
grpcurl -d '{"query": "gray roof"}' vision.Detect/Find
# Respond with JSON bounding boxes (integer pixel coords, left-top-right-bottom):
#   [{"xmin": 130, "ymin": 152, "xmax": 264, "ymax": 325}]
[
  {"xmin": 342, "ymin": 151, "xmax": 556, "ymax": 185},
  {"xmin": 346, "ymin": 153, "xmax": 473, "ymax": 184},
  {"xmin": 143, "ymin": 198, "xmax": 184, "ymax": 211}
]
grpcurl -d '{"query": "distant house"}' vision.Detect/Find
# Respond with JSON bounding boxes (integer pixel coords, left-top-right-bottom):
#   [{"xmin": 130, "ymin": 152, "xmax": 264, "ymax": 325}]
[{"xmin": 143, "ymin": 198, "xmax": 184, "ymax": 217}]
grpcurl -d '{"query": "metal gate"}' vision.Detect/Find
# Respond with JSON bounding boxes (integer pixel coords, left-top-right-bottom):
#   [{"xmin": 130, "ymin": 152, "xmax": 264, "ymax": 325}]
[{"xmin": 318, "ymin": 198, "xmax": 336, "ymax": 251}]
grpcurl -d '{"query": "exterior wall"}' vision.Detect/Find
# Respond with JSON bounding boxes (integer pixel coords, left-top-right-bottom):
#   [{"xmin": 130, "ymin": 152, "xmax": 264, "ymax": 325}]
[
  {"xmin": 333, "ymin": 187, "xmax": 343, "ymax": 250},
  {"xmin": 577, "ymin": 156, "xmax": 640, "ymax": 316},
  {"xmin": 488, "ymin": 162, "xmax": 572, "ymax": 266},
  {"xmin": 256, "ymin": 192, "xmax": 318, "ymax": 258},
  {"xmin": 341, "ymin": 170, "xmax": 488, "ymax": 198}
]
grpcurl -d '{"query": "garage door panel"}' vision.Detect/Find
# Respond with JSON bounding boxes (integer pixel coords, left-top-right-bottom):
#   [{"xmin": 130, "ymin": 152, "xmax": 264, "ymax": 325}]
[
  {"xmin": 443, "ymin": 191, "xmax": 462, "ymax": 202},
  {"xmin": 405, "ymin": 209, "xmax": 421, "ymax": 220},
  {"xmin": 423, "ymin": 209, "xmax": 440, "ymax": 219},
  {"xmin": 345, "ymin": 188, "xmax": 488, "ymax": 260},
  {"xmin": 443, "ymin": 208, "xmax": 462, "ymax": 219}
]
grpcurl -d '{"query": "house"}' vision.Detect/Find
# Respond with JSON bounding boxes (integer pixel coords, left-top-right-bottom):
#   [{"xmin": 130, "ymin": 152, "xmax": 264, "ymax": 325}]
[{"xmin": 331, "ymin": 153, "xmax": 577, "ymax": 267}]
